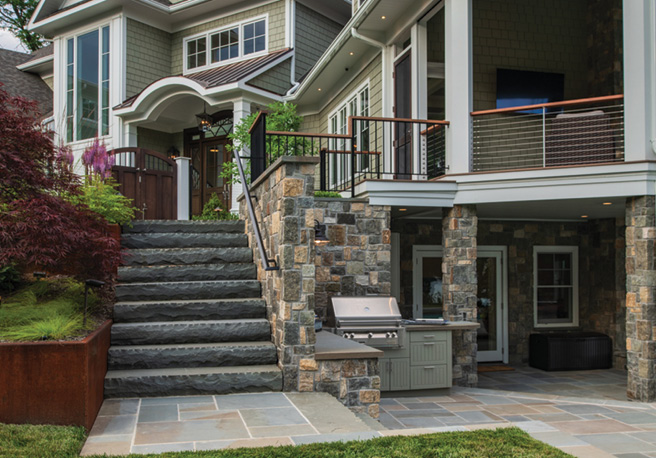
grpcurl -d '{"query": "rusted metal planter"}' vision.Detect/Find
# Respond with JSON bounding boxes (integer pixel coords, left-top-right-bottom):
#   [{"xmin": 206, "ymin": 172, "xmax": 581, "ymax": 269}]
[{"xmin": 0, "ymin": 320, "xmax": 111, "ymax": 430}]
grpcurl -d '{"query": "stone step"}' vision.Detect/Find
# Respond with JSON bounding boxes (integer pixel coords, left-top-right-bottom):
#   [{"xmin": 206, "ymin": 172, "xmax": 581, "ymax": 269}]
[
  {"xmin": 108, "ymin": 342, "xmax": 277, "ymax": 370},
  {"xmin": 113, "ymin": 298, "xmax": 266, "ymax": 323},
  {"xmin": 114, "ymin": 280, "xmax": 261, "ymax": 302},
  {"xmin": 104, "ymin": 365, "xmax": 282, "ymax": 398},
  {"xmin": 110, "ymin": 319, "xmax": 271, "ymax": 346},
  {"xmin": 117, "ymin": 263, "xmax": 257, "ymax": 283},
  {"xmin": 124, "ymin": 220, "xmax": 245, "ymax": 234},
  {"xmin": 121, "ymin": 232, "xmax": 248, "ymax": 249},
  {"xmin": 122, "ymin": 247, "xmax": 253, "ymax": 267}
]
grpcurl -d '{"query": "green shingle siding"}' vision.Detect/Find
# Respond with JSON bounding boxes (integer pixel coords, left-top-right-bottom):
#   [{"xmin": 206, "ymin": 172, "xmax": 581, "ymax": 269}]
[
  {"xmin": 126, "ymin": 19, "xmax": 172, "ymax": 98},
  {"xmin": 137, "ymin": 127, "xmax": 184, "ymax": 154},
  {"xmin": 248, "ymin": 59, "xmax": 292, "ymax": 95},
  {"xmin": 170, "ymin": 1, "xmax": 286, "ymax": 75},
  {"xmin": 294, "ymin": 4, "xmax": 342, "ymax": 81}
]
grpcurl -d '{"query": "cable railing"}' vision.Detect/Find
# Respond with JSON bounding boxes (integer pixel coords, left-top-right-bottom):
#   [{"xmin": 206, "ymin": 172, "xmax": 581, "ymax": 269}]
[
  {"xmin": 470, "ymin": 95, "xmax": 624, "ymax": 173},
  {"xmin": 249, "ymin": 113, "xmax": 449, "ymax": 197}
]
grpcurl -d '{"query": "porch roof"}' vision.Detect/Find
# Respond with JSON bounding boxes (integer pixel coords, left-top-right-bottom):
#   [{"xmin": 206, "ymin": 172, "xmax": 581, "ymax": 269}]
[{"xmin": 114, "ymin": 48, "xmax": 292, "ymax": 110}]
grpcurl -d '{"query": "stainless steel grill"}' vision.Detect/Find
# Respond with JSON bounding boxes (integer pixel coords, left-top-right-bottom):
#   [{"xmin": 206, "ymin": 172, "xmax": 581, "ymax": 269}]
[{"xmin": 329, "ymin": 296, "xmax": 405, "ymax": 348}]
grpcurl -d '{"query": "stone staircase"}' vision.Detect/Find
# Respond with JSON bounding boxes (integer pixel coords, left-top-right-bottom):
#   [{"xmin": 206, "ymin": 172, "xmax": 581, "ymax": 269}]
[{"xmin": 104, "ymin": 220, "xmax": 281, "ymax": 398}]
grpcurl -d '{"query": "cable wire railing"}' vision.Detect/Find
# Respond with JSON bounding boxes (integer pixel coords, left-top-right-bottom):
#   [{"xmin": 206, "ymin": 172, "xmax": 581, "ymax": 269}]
[{"xmin": 471, "ymin": 95, "xmax": 624, "ymax": 172}]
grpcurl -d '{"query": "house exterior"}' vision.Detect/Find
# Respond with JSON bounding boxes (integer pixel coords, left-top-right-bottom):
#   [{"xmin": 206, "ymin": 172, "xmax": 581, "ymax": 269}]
[{"xmin": 23, "ymin": 0, "xmax": 656, "ymax": 404}]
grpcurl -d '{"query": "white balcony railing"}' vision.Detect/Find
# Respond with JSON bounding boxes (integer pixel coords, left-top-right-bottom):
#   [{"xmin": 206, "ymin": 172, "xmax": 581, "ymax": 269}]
[{"xmin": 471, "ymin": 95, "xmax": 624, "ymax": 173}]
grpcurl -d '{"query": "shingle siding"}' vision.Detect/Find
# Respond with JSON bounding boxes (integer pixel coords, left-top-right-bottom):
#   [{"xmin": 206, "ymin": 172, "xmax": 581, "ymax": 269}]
[
  {"xmin": 248, "ymin": 59, "xmax": 292, "ymax": 95},
  {"xmin": 137, "ymin": 127, "xmax": 184, "ymax": 154},
  {"xmin": 170, "ymin": 1, "xmax": 286, "ymax": 75},
  {"xmin": 294, "ymin": 4, "xmax": 342, "ymax": 81},
  {"xmin": 126, "ymin": 19, "xmax": 172, "ymax": 98}
]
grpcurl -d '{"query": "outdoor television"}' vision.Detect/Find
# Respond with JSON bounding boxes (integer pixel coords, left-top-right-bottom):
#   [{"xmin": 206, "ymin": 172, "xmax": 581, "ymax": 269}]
[{"xmin": 496, "ymin": 69, "xmax": 565, "ymax": 114}]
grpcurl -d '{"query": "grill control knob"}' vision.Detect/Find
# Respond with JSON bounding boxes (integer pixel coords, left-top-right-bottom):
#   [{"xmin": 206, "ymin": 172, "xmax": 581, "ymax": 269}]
[{"xmin": 368, "ymin": 332, "xmax": 374, "ymax": 339}]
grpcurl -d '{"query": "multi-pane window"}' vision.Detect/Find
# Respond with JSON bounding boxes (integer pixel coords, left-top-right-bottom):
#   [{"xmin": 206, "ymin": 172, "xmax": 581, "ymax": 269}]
[
  {"xmin": 328, "ymin": 84, "xmax": 370, "ymax": 185},
  {"xmin": 211, "ymin": 28, "xmax": 238, "ymax": 63},
  {"xmin": 243, "ymin": 19, "xmax": 266, "ymax": 55},
  {"xmin": 534, "ymin": 247, "xmax": 579, "ymax": 327},
  {"xmin": 187, "ymin": 37, "xmax": 207, "ymax": 69},
  {"xmin": 65, "ymin": 26, "xmax": 110, "ymax": 143},
  {"xmin": 185, "ymin": 18, "xmax": 267, "ymax": 71}
]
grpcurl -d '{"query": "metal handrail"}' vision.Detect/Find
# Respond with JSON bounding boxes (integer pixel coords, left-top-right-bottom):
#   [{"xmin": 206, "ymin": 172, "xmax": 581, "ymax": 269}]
[{"xmin": 233, "ymin": 149, "xmax": 278, "ymax": 271}]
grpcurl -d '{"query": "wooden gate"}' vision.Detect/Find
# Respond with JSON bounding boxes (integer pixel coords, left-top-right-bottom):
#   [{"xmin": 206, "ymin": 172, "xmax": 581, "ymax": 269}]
[{"xmin": 109, "ymin": 148, "xmax": 177, "ymax": 220}]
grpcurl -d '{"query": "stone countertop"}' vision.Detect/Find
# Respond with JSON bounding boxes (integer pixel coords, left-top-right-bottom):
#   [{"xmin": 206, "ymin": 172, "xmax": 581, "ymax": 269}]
[
  {"xmin": 403, "ymin": 321, "xmax": 480, "ymax": 331},
  {"xmin": 315, "ymin": 331, "xmax": 384, "ymax": 360}
]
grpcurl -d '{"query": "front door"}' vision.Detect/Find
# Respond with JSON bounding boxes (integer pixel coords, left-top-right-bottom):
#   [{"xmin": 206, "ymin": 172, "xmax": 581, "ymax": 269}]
[
  {"xmin": 394, "ymin": 50, "xmax": 412, "ymax": 179},
  {"xmin": 477, "ymin": 247, "xmax": 507, "ymax": 363},
  {"xmin": 189, "ymin": 138, "xmax": 231, "ymax": 215}
]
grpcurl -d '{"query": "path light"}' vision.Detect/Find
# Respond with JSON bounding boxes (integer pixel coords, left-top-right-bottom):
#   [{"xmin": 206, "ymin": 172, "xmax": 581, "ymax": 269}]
[
  {"xmin": 83, "ymin": 279, "xmax": 105, "ymax": 326},
  {"xmin": 314, "ymin": 220, "xmax": 329, "ymax": 246},
  {"xmin": 33, "ymin": 271, "xmax": 46, "ymax": 281}
]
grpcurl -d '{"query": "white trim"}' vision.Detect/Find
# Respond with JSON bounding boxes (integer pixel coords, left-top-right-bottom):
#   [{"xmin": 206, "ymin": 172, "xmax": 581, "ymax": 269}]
[
  {"xmin": 412, "ymin": 245, "xmax": 443, "ymax": 319},
  {"xmin": 182, "ymin": 15, "xmax": 269, "ymax": 75},
  {"xmin": 16, "ymin": 54, "xmax": 54, "ymax": 71},
  {"xmin": 533, "ymin": 246, "xmax": 579, "ymax": 329},
  {"xmin": 477, "ymin": 246, "xmax": 507, "ymax": 363}
]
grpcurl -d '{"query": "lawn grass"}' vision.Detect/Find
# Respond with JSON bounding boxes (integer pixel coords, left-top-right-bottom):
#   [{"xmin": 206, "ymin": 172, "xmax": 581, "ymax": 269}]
[
  {"xmin": 0, "ymin": 423, "xmax": 573, "ymax": 458},
  {"xmin": 0, "ymin": 278, "xmax": 99, "ymax": 342}
]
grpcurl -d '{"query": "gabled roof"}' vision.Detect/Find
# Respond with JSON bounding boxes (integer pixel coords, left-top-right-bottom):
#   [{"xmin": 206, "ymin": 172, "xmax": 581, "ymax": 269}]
[
  {"xmin": 0, "ymin": 49, "xmax": 53, "ymax": 118},
  {"xmin": 115, "ymin": 48, "xmax": 292, "ymax": 109}
]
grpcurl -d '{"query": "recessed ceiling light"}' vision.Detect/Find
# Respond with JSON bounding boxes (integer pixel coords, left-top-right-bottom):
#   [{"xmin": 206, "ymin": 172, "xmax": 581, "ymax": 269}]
[
  {"xmin": 381, "ymin": 15, "xmax": 386, "ymax": 19},
  {"xmin": 399, "ymin": 208, "xmax": 407, "ymax": 212},
  {"xmin": 349, "ymin": 52, "xmax": 354, "ymax": 56},
  {"xmin": 317, "ymin": 88, "xmax": 322, "ymax": 91},
  {"xmin": 602, "ymin": 202, "xmax": 612, "ymax": 206},
  {"xmin": 581, "ymin": 215, "xmax": 588, "ymax": 218}
]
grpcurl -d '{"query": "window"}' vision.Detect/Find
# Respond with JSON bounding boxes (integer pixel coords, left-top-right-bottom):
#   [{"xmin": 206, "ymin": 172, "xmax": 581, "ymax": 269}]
[
  {"xmin": 65, "ymin": 26, "xmax": 110, "ymax": 143},
  {"xmin": 533, "ymin": 246, "xmax": 579, "ymax": 327},
  {"xmin": 328, "ymin": 82, "xmax": 371, "ymax": 185},
  {"xmin": 185, "ymin": 17, "xmax": 267, "ymax": 71}
]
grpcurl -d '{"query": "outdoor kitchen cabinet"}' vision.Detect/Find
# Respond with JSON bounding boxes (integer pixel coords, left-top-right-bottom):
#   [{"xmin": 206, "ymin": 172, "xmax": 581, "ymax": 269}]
[{"xmin": 380, "ymin": 330, "xmax": 453, "ymax": 391}]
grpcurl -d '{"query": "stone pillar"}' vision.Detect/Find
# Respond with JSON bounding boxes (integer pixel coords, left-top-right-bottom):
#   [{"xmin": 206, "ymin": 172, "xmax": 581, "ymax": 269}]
[
  {"xmin": 239, "ymin": 157, "xmax": 319, "ymax": 392},
  {"xmin": 442, "ymin": 204, "xmax": 478, "ymax": 386},
  {"xmin": 625, "ymin": 196, "xmax": 656, "ymax": 402}
]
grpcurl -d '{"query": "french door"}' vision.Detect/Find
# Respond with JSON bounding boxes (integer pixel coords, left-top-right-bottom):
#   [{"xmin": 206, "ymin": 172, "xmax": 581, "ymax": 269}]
[
  {"xmin": 189, "ymin": 139, "xmax": 231, "ymax": 216},
  {"xmin": 412, "ymin": 245, "xmax": 507, "ymax": 362}
]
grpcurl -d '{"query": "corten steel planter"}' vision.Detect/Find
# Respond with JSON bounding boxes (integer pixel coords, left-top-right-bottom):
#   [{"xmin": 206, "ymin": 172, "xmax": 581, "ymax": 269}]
[{"xmin": 0, "ymin": 320, "xmax": 111, "ymax": 430}]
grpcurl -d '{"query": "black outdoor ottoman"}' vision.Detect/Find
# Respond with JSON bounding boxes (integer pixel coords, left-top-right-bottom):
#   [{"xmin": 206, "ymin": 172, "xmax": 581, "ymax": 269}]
[{"xmin": 529, "ymin": 332, "xmax": 612, "ymax": 371}]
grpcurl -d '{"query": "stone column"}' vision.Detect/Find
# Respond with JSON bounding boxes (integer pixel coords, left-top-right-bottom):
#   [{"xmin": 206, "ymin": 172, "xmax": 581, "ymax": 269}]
[
  {"xmin": 442, "ymin": 204, "xmax": 478, "ymax": 386},
  {"xmin": 625, "ymin": 196, "xmax": 656, "ymax": 402}
]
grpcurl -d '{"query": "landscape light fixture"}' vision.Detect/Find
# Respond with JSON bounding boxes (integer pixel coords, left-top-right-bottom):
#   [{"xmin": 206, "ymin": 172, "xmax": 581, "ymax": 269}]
[
  {"xmin": 314, "ymin": 220, "xmax": 330, "ymax": 246},
  {"xmin": 33, "ymin": 271, "xmax": 46, "ymax": 281},
  {"xmin": 83, "ymin": 279, "xmax": 105, "ymax": 326},
  {"xmin": 195, "ymin": 103, "xmax": 213, "ymax": 132}
]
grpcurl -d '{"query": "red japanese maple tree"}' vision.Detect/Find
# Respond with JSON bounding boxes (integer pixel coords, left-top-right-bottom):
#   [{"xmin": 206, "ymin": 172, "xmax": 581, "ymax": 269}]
[{"xmin": 0, "ymin": 86, "xmax": 120, "ymax": 282}]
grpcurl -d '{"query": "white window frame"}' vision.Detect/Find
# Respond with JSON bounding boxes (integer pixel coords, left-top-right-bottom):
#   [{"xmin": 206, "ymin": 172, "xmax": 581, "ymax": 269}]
[
  {"xmin": 533, "ymin": 246, "xmax": 579, "ymax": 328},
  {"xmin": 63, "ymin": 23, "xmax": 111, "ymax": 144},
  {"xmin": 327, "ymin": 80, "xmax": 371, "ymax": 186},
  {"xmin": 183, "ymin": 15, "xmax": 268, "ymax": 74}
]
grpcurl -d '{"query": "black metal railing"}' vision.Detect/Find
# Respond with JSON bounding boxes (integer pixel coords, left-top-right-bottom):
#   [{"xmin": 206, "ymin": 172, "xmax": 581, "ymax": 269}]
[{"xmin": 249, "ymin": 113, "xmax": 448, "ymax": 197}]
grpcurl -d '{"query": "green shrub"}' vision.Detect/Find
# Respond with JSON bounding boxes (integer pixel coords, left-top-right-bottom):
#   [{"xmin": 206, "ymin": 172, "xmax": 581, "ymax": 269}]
[
  {"xmin": 192, "ymin": 193, "xmax": 238, "ymax": 221},
  {"xmin": 3, "ymin": 314, "xmax": 85, "ymax": 341},
  {"xmin": 0, "ymin": 265, "xmax": 21, "ymax": 294},
  {"xmin": 314, "ymin": 191, "xmax": 343, "ymax": 198},
  {"xmin": 68, "ymin": 177, "xmax": 137, "ymax": 225}
]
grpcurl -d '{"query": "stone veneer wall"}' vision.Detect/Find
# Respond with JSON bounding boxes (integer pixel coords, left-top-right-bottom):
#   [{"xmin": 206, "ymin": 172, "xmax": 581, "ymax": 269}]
[
  {"xmin": 313, "ymin": 358, "xmax": 380, "ymax": 418},
  {"xmin": 313, "ymin": 198, "xmax": 392, "ymax": 320},
  {"xmin": 625, "ymin": 196, "xmax": 656, "ymax": 402},
  {"xmin": 239, "ymin": 157, "xmax": 319, "ymax": 392},
  {"xmin": 392, "ymin": 216, "xmax": 626, "ymax": 369}
]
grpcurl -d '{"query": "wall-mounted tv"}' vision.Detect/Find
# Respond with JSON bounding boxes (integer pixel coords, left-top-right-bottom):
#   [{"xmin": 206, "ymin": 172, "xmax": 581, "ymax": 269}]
[{"xmin": 496, "ymin": 69, "xmax": 565, "ymax": 114}]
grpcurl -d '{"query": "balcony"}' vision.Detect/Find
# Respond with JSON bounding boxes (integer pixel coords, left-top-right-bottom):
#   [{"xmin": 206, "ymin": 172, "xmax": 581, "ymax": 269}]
[
  {"xmin": 249, "ymin": 114, "xmax": 449, "ymax": 197},
  {"xmin": 470, "ymin": 95, "xmax": 625, "ymax": 173}
]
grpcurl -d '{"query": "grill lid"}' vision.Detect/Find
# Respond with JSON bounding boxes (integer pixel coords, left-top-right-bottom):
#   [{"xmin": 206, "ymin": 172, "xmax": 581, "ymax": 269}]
[{"xmin": 330, "ymin": 296, "xmax": 402, "ymax": 323}]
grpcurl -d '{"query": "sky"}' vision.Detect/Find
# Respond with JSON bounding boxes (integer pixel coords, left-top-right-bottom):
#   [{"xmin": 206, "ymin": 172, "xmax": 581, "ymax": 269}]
[{"xmin": 0, "ymin": 29, "xmax": 28, "ymax": 53}]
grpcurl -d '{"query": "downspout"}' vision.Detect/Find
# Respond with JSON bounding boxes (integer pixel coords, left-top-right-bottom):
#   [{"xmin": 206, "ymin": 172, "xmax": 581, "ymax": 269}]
[
  {"xmin": 350, "ymin": 27, "xmax": 385, "ymax": 50},
  {"xmin": 286, "ymin": 0, "xmax": 300, "ymax": 96},
  {"xmin": 651, "ymin": 1, "xmax": 656, "ymax": 154}
]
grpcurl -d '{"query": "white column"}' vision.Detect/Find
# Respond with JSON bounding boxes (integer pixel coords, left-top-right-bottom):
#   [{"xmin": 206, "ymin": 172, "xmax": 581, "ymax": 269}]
[
  {"xmin": 444, "ymin": 0, "xmax": 472, "ymax": 174},
  {"xmin": 232, "ymin": 99, "xmax": 252, "ymax": 213},
  {"xmin": 382, "ymin": 45, "xmax": 395, "ymax": 179},
  {"xmin": 123, "ymin": 123, "xmax": 138, "ymax": 147},
  {"xmin": 411, "ymin": 23, "xmax": 428, "ymax": 178},
  {"xmin": 175, "ymin": 156, "xmax": 191, "ymax": 220},
  {"xmin": 623, "ymin": 0, "xmax": 656, "ymax": 161}
]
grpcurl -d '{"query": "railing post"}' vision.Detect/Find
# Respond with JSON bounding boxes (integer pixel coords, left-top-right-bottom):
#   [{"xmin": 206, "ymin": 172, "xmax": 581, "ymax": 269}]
[
  {"xmin": 351, "ymin": 117, "xmax": 356, "ymax": 198},
  {"xmin": 320, "ymin": 149, "xmax": 327, "ymax": 191},
  {"xmin": 250, "ymin": 113, "xmax": 267, "ymax": 182},
  {"xmin": 542, "ymin": 106, "xmax": 546, "ymax": 168}
]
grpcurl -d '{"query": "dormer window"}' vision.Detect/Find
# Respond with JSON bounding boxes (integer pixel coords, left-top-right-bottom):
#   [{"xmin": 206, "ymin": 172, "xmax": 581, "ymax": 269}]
[{"xmin": 184, "ymin": 17, "xmax": 267, "ymax": 72}]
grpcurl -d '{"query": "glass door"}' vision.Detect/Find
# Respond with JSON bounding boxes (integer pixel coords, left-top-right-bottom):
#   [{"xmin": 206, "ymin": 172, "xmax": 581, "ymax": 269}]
[
  {"xmin": 477, "ymin": 248, "xmax": 506, "ymax": 362},
  {"xmin": 203, "ymin": 141, "xmax": 229, "ymax": 209},
  {"xmin": 412, "ymin": 246, "xmax": 443, "ymax": 319}
]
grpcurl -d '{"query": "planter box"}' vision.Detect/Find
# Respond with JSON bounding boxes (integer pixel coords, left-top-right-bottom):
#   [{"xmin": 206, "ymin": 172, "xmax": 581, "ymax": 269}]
[{"xmin": 0, "ymin": 320, "xmax": 111, "ymax": 430}]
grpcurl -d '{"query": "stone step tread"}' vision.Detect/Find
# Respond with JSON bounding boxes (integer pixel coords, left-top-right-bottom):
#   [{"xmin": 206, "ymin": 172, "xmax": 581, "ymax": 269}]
[
  {"xmin": 112, "ymin": 318, "xmax": 269, "ymax": 328},
  {"xmin": 114, "ymin": 280, "xmax": 262, "ymax": 302},
  {"xmin": 124, "ymin": 220, "xmax": 245, "ymax": 234},
  {"xmin": 121, "ymin": 233, "xmax": 248, "ymax": 249},
  {"xmin": 114, "ymin": 298, "xmax": 265, "ymax": 306},
  {"xmin": 117, "ymin": 263, "xmax": 257, "ymax": 283},
  {"xmin": 115, "ymin": 280, "xmax": 260, "ymax": 287},
  {"xmin": 118, "ymin": 263, "xmax": 256, "ymax": 273},
  {"xmin": 105, "ymin": 364, "xmax": 280, "ymax": 379},
  {"xmin": 121, "ymin": 247, "xmax": 253, "ymax": 267},
  {"xmin": 109, "ymin": 341, "xmax": 276, "ymax": 351}
]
